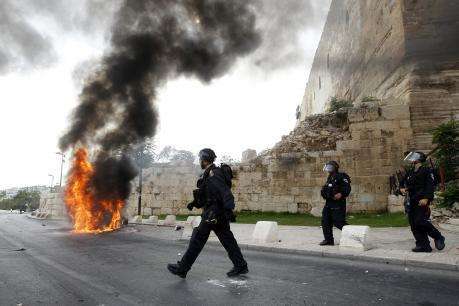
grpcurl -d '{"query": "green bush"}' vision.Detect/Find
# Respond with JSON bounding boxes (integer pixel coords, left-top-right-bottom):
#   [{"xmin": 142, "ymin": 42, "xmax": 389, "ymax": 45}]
[
  {"xmin": 436, "ymin": 181, "xmax": 459, "ymax": 208},
  {"xmin": 361, "ymin": 96, "xmax": 379, "ymax": 103},
  {"xmin": 431, "ymin": 119, "xmax": 459, "ymax": 181},
  {"xmin": 327, "ymin": 97, "xmax": 353, "ymax": 113}
]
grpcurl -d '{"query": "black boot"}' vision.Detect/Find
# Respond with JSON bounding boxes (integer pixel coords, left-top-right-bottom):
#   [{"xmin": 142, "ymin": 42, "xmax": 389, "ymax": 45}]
[
  {"xmin": 434, "ymin": 236, "xmax": 446, "ymax": 251},
  {"xmin": 227, "ymin": 265, "xmax": 248, "ymax": 277},
  {"xmin": 411, "ymin": 246, "xmax": 432, "ymax": 253},
  {"xmin": 319, "ymin": 240, "xmax": 334, "ymax": 246},
  {"xmin": 167, "ymin": 262, "xmax": 188, "ymax": 279}
]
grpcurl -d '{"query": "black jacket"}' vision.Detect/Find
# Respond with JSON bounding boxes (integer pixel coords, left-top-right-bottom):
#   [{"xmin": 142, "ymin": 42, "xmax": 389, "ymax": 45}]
[
  {"xmin": 401, "ymin": 166, "xmax": 435, "ymax": 203},
  {"xmin": 321, "ymin": 172, "xmax": 351, "ymax": 207},
  {"xmin": 193, "ymin": 164, "xmax": 234, "ymax": 220}
]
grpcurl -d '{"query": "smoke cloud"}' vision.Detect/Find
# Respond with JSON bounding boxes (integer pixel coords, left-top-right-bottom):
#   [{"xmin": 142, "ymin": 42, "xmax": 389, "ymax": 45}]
[
  {"xmin": 0, "ymin": 0, "xmax": 117, "ymax": 74},
  {"xmin": 251, "ymin": 0, "xmax": 331, "ymax": 71},
  {"xmin": 0, "ymin": 0, "xmax": 56, "ymax": 73},
  {"xmin": 60, "ymin": 0, "xmax": 261, "ymax": 201}
]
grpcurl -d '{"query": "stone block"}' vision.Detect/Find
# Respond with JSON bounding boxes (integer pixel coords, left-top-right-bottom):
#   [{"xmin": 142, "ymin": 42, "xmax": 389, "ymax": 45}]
[
  {"xmin": 339, "ymin": 225, "xmax": 371, "ymax": 251},
  {"xmin": 242, "ymin": 149, "xmax": 257, "ymax": 163},
  {"xmin": 252, "ymin": 221, "xmax": 279, "ymax": 243},
  {"xmin": 288, "ymin": 203, "xmax": 298, "ymax": 214},
  {"xmin": 186, "ymin": 216, "xmax": 196, "ymax": 224},
  {"xmin": 130, "ymin": 215, "xmax": 143, "ymax": 224},
  {"xmin": 380, "ymin": 105, "xmax": 410, "ymax": 120},
  {"xmin": 143, "ymin": 215, "xmax": 158, "ymax": 225},
  {"xmin": 163, "ymin": 215, "xmax": 176, "ymax": 226},
  {"xmin": 310, "ymin": 206, "xmax": 322, "ymax": 217},
  {"xmin": 191, "ymin": 216, "xmax": 201, "ymax": 228},
  {"xmin": 388, "ymin": 195, "xmax": 405, "ymax": 213}
]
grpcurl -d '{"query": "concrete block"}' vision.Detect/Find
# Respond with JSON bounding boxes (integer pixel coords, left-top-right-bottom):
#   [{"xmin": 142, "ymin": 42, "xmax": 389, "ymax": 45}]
[
  {"xmin": 339, "ymin": 225, "xmax": 371, "ymax": 251},
  {"xmin": 143, "ymin": 216, "xmax": 158, "ymax": 225},
  {"xmin": 310, "ymin": 206, "xmax": 322, "ymax": 217},
  {"xmin": 191, "ymin": 216, "xmax": 201, "ymax": 228},
  {"xmin": 186, "ymin": 216, "xmax": 196, "ymax": 224},
  {"xmin": 163, "ymin": 215, "xmax": 176, "ymax": 226},
  {"xmin": 252, "ymin": 221, "xmax": 279, "ymax": 243},
  {"xmin": 130, "ymin": 215, "xmax": 143, "ymax": 224}
]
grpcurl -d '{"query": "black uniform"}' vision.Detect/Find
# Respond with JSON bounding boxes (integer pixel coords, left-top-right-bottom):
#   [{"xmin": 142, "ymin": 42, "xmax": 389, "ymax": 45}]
[
  {"xmin": 320, "ymin": 172, "xmax": 351, "ymax": 243},
  {"xmin": 402, "ymin": 166, "xmax": 442, "ymax": 249},
  {"xmin": 179, "ymin": 164, "xmax": 247, "ymax": 272}
]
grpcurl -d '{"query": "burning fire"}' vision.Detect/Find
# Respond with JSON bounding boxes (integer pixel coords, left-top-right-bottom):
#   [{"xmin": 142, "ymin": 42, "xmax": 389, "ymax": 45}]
[{"xmin": 65, "ymin": 148, "xmax": 123, "ymax": 234}]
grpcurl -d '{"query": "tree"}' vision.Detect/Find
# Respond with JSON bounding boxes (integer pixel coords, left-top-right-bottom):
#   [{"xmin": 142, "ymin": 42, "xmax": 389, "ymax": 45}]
[
  {"xmin": 431, "ymin": 119, "xmax": 459, "ymax": 207},
  {"xmin": 157, "ymin": 146, "xmax": 195, "ymax": 163},
  {"xmin": 131, "ymin": 140, "xmax": 157, "ymax": 169}
]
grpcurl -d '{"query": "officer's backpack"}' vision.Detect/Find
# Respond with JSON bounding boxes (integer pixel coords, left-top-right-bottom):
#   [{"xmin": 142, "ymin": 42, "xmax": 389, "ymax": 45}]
[{"xmin": 219, "ymin": 163, "xmax": 234, "ymax": 189}]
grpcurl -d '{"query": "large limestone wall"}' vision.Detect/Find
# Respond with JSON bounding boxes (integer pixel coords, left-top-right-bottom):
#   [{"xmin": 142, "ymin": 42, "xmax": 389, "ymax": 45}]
[
  {"xmin": 298, "ymin": 0, "xmax": 459, "ymax": 152},
  {"xmin": 128, "ymin": 104, "xmax": 413, "ymax": 215},
  {"xmin": 299, "ymin": 0, "xmax": 407, "ymax": 117}
]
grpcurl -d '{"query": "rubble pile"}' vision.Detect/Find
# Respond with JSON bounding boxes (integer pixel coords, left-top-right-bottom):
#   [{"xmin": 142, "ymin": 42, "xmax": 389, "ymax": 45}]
[{"xmin": 269, "ymin": 109, "xmax": 351, "ymax": 156}]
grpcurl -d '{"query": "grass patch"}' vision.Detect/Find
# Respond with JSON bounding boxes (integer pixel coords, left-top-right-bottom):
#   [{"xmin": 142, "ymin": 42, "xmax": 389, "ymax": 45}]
[{"xmin": 153, "ymin": 212, "xmax": 408, "ymax": 227}]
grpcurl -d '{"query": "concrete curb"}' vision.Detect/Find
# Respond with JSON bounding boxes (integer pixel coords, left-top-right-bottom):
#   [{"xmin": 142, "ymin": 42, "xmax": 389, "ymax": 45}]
[{"xmin": 204, "ymin": 240, "xmax": 458, "ymax": 272}]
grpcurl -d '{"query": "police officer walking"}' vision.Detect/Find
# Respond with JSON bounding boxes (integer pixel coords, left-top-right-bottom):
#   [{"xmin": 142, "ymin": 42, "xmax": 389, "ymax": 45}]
[
  {"xmin": 167, "ymin": 148, "xmax": 248, "ymax": 278},
  {"xmin": 400, "ymin": 151, "xmax": 445, "ymax": 252},
  {"xmin": 319, "ymin": 161, "xmax": 351, "ymax": 246}
]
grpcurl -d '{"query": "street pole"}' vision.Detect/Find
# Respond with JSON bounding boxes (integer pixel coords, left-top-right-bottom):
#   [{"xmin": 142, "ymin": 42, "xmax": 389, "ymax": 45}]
[
  {"xmin": 137, "ymin": 166, "xmax": 143, "ymax": 216},
  {"xmin": 48, "ymin": 174, "xmax": 54, "ymax": 190},
  {"xmin": 137, "ymin": 148, "xmax": 143, "ymax": 216},
  {"xmin": 56, "ymin": 152, "xmax": 65, "ymax": 187}
]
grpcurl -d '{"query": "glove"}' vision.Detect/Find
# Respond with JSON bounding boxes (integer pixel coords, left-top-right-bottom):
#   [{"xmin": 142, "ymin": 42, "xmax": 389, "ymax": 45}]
[{"xmin": 187, "ymin": 202, "xmax": 194, "ymax": 211}]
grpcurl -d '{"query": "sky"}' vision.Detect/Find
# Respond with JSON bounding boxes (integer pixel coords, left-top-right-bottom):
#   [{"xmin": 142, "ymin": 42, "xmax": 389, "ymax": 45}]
[{"xmin": 0, "ymin": 0, "xmax": 331, "ymax": 189}]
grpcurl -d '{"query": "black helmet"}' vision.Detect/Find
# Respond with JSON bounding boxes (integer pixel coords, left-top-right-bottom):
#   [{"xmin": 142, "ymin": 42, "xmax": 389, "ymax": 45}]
[
  {"xmin": 198, "ymin": 148, "xmax": 216, "ymax": 163},
  {"xmin": 404, "ymin": 151, "xmax": 427, "ymax": 163},
  {"xmin": 323, "ymin": 160, "xmax": 339, "ymax": 173}
]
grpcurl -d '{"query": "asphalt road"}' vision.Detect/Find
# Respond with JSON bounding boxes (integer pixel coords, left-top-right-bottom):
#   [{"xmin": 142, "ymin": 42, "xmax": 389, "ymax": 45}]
[{"xmin": 1, "ymin": 214, "xmax": 458, "ymax": 306}]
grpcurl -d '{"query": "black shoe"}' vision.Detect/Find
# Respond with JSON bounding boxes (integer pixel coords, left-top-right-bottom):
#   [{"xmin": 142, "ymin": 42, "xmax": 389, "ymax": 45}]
[
  {"xmin": 227, "ymin": 265, "xmax": 248, "ymax": 277},
  {"xmin": 167, "ymin": 263, "xmax": 187, "ymax": 279},
  {"xmin": 411, "ymin": 246, "xmax": 432, "ymax": 253},
  {"xmin": 434, "ymin": 236, "xmax": 446, "ymax": 251},
  {"xmin": 319, "ymin": 240, "xmax": 334, "ymax": 246}
]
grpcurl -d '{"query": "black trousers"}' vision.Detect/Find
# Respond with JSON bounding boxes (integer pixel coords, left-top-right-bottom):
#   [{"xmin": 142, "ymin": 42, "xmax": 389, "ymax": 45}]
[
  {"xmin": 180, "ymin": 218, "xmax": 247, "ymax": 271},
  {"xmin": 322, "ymin": 205, "xmax": 347, "ymax": 242},
  {"xmin": 408, "ymin": 204, "xmax": 442, "ymax": 248}
]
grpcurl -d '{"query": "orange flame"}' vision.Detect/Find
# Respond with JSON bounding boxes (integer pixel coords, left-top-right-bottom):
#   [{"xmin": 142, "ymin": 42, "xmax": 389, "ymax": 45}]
[{"xmin": 65, "ymin": 148, "xmax": 123, "ymax": 234}]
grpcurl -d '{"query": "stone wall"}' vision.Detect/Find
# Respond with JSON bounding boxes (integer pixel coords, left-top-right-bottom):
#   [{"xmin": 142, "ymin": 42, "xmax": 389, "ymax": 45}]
[
  {"xmin": 38, "ymin": 188, "xmax": 66, "ymax": 218},
  {"xmin": 126, "ymin": 161, "xmax": 201, "ymax": 217},
  {"xmin": 299, "ymin": 0, "xmax": 407, "ymax": 118},
  {"xmin": 127, "ymin": 104, "xmax": 413, "ymax": 216},
  {"xmin": 298, "ymin": 0, "xmax": 459, "ymax": 152}
]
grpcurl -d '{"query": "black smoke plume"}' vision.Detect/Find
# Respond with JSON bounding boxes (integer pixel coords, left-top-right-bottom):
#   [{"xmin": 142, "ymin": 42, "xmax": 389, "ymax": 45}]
[{"xmin": 60, "ymin": 0, "xmax": 261, "ymax": 202}]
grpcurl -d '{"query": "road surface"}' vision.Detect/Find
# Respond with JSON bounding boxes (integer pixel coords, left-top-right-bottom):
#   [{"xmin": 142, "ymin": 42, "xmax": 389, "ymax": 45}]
[{"xmin": 1, "ymin": 214, "xmax": 458, "ymax": 306}]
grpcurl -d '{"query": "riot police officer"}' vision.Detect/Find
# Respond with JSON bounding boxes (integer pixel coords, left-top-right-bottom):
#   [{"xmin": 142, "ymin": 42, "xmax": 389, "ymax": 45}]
[
  {"xmin": 319, "ymin": 161, "xmax": 351, "ymax": 246},
  {"xmin": 167, "ymin": 148, "xmax": 248, "ymax": 278},
  {"xmin": 400, "ymin": 151, "xmax": 445, "ymax": 252}
]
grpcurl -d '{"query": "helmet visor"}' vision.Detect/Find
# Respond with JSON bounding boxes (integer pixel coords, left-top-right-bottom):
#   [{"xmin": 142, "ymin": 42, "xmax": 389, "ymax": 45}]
[
  {"xmin": 404, "ymin": 152, "xmax": 422, "ymax": 163},
  {"xmin": 323, "ymin": 163, "xmax": 335, "ymax": 173}
]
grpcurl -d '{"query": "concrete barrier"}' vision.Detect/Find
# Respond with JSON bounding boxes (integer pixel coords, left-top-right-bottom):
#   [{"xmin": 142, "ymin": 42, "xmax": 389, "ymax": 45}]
[
  {"xmin": 186, "ymin": 216, "xmax": 196, "ymax": 224},
  {"xmin": 143, "ymin": 216, "xmax": 158, "ymax": 225},
  {"xmin": 339, "ymin": 225, "xmax": 371, "ymax": 251},
  {"xmin": 163, "ymin": 215, "xmax": 176, "ymax": 226},
  {"xmin": 130, "ymin": 215, "xmax": 143, "ymax": 224},
  {"xmin": 252, "ymin": 221, "xmax": 279, "ymax": 243},
  {"xmin": 191, "ymin": 216, "xmax": 201, "ymax": 228}
]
